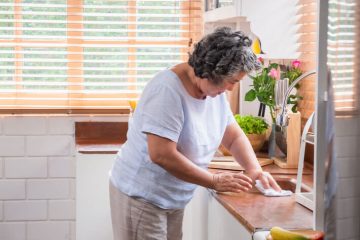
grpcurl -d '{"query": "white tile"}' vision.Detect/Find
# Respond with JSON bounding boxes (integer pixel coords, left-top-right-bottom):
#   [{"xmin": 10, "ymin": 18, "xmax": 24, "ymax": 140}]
[
  {"xmin": 337, "ymin": 157, "xmax": 360, "ymax": 178},
  {"xmin": 49, "ymin": 200, "xmax": 75, "ymax": 220},
  {"xmin": 48, "ymin": 117, "xmax": 74, "ymax": 135},
  {"xmin": 27, "ymin": 221, "xmax": 70, "ymax": 240},
  {"xmin": 335, "ymin": 136, "xmax": 358, "ymax": 158},
  {"xmin": 0, "ymin": 222, "xmax": 26, "ymax": 240},
  {"xmin": 70, "ymin": 221, "xmax": 76, "ymax": 240},
  {"xmin": 0, "ymin": 157, "xmax": 3, "ymax": 178},
  {"xmin": 335, "ymin": 117, "xmax": 359, "ymax": 137},
  {"xmin": 3, "ymin": 116, "xmax": 47, "ymax": 135},
  {"xmin": 0, "ymin": 136, "xmax": 25, "ymax": 156},
  {"xmin": 337, "ymin": 198, "xmax": 360, "ymax": 219},
  {"xmin": 4, "ymin": 157, "xmax": 47, "ymax": 178},
  {"xmin": 27, "ymin": 179, "xmax": 71, "ymax": 199},
  {"xmin": 0, "ymin": 201, "xmax": 3, "ymax": 220},
  {"xmin": 48, "ymin": 157, "xmax": 75, "ymax": 178},
  {"xmin": 0, "ymin": 180, "xmax": 26, "ymax": 200},
  {"xmin": 4, "ymin": 200, "xmax": 47, "ymax": 221},
  {"xmin": 337, "ymin": 217, "xmax": 360, "ymax": 240},
  {"xmin": 26, "ymin": 136, "xmax": 74, "ymax": 156},
  {"xmin": 0, "ymin": 116, "xmax": 3, "ymax": 134},
  {"xmin": 69, "ymin": 179, "xmax": 76, "ymax": 200},
  {"xmin": 338, "ymin": 177, "xmax": 360, "ymax": 199}
]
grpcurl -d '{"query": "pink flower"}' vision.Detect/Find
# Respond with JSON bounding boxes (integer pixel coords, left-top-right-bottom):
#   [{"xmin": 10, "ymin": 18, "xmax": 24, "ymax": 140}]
[
  {"xmin": 292, "ymin": 60, "xmax": 301, "ymax": 68},
  {"xmin": 258, "ymin": 57, "xmax": 264, "ymax": 64},
  {"xmin": 268, "ymin": 68, "xmax": 280, "ymax": 79}
]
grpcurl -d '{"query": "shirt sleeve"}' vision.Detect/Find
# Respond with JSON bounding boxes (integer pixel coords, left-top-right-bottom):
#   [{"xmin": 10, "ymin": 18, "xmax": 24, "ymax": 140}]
[{"xmin": 140, "ymin": 84, "xmax": 184, "ymax": 143}]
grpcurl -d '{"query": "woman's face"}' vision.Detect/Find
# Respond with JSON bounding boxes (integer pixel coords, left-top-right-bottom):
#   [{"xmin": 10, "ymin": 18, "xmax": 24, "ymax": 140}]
[{"xmin": 198, "ymin": 71, "xmax": 247, "ymax": 98}]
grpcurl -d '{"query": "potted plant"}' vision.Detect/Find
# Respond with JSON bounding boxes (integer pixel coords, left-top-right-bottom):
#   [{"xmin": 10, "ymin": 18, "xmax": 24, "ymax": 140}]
[
  {"xmin": 234, "ymin": 114, "xmax": 269, "ymax": 152},
  {"xmin": 245, "ymin": 59, "xmax": 304, "ymax": 123}
]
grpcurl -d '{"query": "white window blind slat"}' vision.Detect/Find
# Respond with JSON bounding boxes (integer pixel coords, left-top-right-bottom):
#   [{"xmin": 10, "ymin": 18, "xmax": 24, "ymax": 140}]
[
  {"xmin": 0, "ymin": 0, "xmax": 203, "ymax": 112},
  {"xmin": 328, "ymin": 0, "xmax": 358, "ymax": 113}
]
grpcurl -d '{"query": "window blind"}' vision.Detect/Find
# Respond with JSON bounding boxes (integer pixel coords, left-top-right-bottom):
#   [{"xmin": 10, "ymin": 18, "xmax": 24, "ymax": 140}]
[
  {"xmin": 296, "ymin": 0, "xmax": 317, "ymax": 165},
  {"xmin": 0, "ymin": 0, "xmax": 203, "ymax": 113},
  {"xmin": 328, "ymin": 0, "xmax": 359, "ymax": 115},
  {"xmin": 296, "ymin": 0, "xmax": 317, "ymax": 127}
]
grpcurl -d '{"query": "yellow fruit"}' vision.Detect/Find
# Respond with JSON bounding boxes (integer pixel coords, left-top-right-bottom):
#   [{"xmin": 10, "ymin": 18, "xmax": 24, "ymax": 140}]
[
  {"xmin": 252, "ymin": 37, "xmax": 264, "ymax": 55},
  {"xmin": 270, "ymin": 227, "xmax": 310, "ymax": 240},
  {"xmin": 128, "ymin": 100, "xmax": 137, "ymax": 112}
]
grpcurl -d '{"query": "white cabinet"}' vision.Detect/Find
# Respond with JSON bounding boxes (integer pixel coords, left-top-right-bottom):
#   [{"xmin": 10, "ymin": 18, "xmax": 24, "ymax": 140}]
[
  {"xmin": 208, "ymin": 195, "xmax": 252, "ymax": 240},
  {"xmin": 183, "ymin": 187, "xmax": 210, "ymax": 240},
  {"xmin": 76, "ymin": 153, "xmax": 116, "ymax": 240},
  {"xmin": 183, "ymin": 188, "xmax": 252, "ymax": 240}
]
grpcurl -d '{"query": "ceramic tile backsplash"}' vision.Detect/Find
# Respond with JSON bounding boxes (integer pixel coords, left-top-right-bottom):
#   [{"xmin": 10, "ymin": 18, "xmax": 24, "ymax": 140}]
[
  {"xmin": 0, "ymin": 157, "xmax": 3, "ymax": 178},
  {"xmin": 0, "ymin": 136, "xmax": 25, "ymax": 157},
  {"xmin": 4, "ymin": 157, "xmax": 47, "ymax": 178},
  {"xmin": 0, "ymin": 201, "xmax": 3, "ymax": 220},
  {"xmin": 48, "ymin": 156, "xmax": 76, "ymax": 178},
  {"xmin": 334, "ymin": 116, "xmax": 360, "ymax": 240},
  {"xmin": 3, "ymin": 117, "xmax": 47, "ymax": 135},
  {"xmin": 0, "ymin": 222, "xmax": 26, "ymax": 240},
  {"xmin": 27, "ymin": 179, "xmax": 72, "ymax": 200},
  {"xmin": 27, "ymin": 221, "xmax": 70, "ymax": 240},
  {"xmin": 49, "ymin": 200, "xmax": 76, "ymax": 220},
  {"xmin": 0, "ymin": 180, "xmax": 26, "ymax": 200},
  {"xmin": 4, "ymin": 200, "xmax": 47, "ymax": 221},
  {"xmin": 0, "ymin": 115, "xmax": 123, "ymax": 240},
  {"xmin": 0, "ymin": 116, "xmax": 77, "ymax": 240},
  {"xmin": 26, "ymin": 135, "xmax": 74, "ymax": 156}
]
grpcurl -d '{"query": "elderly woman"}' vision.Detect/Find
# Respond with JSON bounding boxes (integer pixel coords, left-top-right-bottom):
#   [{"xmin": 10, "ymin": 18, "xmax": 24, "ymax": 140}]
[{"xmin": 109, "ymin": 27, "xmax": 281, "ymax": 240}]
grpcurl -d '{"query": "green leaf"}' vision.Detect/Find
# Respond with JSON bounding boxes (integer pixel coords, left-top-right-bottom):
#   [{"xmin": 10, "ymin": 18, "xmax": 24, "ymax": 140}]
[
  {"xmin": 234, "ymin": 114, "xmax": 269, "ymax": 134},
  {"xmin": 245, "ymin": 89, "xmax": 256, "ymax": 101}
]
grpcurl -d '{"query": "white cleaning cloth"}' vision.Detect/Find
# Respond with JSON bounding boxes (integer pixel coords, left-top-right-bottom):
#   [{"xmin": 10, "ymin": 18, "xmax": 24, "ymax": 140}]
[{"xmin": 255, "ymin": 180, "xmax": 292, "ymax": 197}]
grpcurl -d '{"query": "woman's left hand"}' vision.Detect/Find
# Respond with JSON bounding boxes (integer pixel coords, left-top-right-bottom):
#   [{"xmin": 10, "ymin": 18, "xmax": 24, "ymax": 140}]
[{"xmin": 247, "ymin": 170, "xmax": 282, "ymax": 192}]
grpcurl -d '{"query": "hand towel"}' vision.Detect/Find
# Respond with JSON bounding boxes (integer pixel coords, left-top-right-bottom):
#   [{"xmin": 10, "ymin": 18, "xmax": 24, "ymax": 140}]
[{"xmin": 255, "ymin": 180, "xmax": 292, "ymax": 197}]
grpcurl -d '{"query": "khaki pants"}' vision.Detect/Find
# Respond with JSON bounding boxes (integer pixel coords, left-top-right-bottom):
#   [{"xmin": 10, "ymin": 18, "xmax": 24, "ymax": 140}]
[{"xmin": 109, "ymin": 181, "xmax": 184, "ymax": 240}]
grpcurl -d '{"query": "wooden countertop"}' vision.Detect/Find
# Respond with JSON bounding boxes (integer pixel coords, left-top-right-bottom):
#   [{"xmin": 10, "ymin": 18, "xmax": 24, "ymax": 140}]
[{"xmin": 209, "ymin": 164, "xmax": 314, "ymax": 233}]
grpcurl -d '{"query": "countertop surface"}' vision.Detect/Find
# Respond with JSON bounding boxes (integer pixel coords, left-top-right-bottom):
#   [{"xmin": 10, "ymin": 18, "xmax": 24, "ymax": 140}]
[{"xmin": 209, "ymin": 164, "xmax": 313, "ymax": 233}]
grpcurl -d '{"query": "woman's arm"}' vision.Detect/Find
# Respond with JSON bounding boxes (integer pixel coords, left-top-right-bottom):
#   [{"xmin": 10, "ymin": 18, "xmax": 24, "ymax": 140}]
[
  {"xmin": 221, "ymin": 122, "xmax": 281, "ymax": 191},
  {"xmin": 147, "ymin": 133, "xmax": 253, "ymax": 193}
]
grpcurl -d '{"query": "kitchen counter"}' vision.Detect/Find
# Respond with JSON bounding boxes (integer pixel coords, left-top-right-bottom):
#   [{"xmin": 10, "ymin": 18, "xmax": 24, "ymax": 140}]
[
  {"xmin": 76, "ymin": 139, "xmax": 314, "ymax": 234},
  {"xmin": 209, "ymin": 164, "xmax": 314, "ymax": 233}
]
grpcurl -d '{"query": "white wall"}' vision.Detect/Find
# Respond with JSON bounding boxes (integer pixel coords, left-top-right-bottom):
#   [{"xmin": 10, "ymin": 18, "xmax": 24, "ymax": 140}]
[
  {"xmin": 238, "ymin": 0, "xmax": 299, "ymax": 119},
  {"xmin": 334, "ymin": 116, "xmax": 360, "ymax": 240},
  {"xmin": 240, "ymin": 0, "xmax": 299, "ymax": 59},
  {"xmin": 0, "ymin": 115, "xmax": 126, "ymax": 240}
]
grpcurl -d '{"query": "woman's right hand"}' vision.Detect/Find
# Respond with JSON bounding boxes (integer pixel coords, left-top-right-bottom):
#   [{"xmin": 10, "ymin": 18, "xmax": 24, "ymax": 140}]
[{"xmin": 212, "ymin": 172, "xmax": 253, "ymax": 193}]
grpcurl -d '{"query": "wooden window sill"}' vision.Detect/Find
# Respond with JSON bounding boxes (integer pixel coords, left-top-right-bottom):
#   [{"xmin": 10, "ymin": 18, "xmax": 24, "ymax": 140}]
[{"xmin": 75, "ymin": 122, "xmax": 128, "ymax": 154}]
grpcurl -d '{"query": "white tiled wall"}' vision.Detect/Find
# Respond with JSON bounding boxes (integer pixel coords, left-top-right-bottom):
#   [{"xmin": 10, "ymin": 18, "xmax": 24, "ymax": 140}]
[
  {"xmin": 0, "ymin": 115, "xmax": 126, "ymax": 240},
  {"xmin": 334, "ymin": 116, "xmax": 360, "ymax": 240},
  {"xmin": 0, "ymin": 116, "xmax": 76, "ymax": 240}
]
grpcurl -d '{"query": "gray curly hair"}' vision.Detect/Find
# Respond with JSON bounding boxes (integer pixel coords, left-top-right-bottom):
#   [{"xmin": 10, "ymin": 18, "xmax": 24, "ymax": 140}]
[{"xmin": 188, "ymin": 27, "xmax": 261, "ymax": 85}]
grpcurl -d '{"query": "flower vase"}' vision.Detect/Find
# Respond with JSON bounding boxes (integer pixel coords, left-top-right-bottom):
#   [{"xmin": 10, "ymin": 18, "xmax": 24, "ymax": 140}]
[
  {"xmin": 268, "ymin": 123, "xmax": 276, "ymax": 158},
  {"xmin": 268, "ymin": 123, "xmax": 287, "ymax": 159}
]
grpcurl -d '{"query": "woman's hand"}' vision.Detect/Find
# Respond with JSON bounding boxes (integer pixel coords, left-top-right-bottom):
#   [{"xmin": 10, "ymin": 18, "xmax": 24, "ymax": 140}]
[
  {"xmin": 247, "ymin": 170, "xmax": 282, "ymax": 192},
  {"xmin": 212, "ymin": 172, "xmax": 253, "ymax": 193}
]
